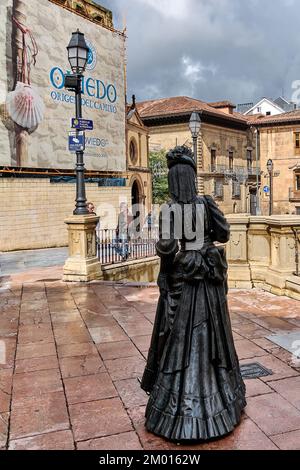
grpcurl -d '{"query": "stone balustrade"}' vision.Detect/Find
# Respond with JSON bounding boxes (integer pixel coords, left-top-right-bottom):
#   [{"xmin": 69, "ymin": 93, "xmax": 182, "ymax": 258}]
[{"xmin": 227, "ymin": 215, "xmax": 300, "ymax": 300}]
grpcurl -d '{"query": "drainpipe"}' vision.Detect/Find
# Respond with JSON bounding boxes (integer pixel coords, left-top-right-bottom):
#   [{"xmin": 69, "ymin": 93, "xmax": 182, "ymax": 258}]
[{"xmin": 292, "ymin": 227, "xmax": 300, "ymax": 276}]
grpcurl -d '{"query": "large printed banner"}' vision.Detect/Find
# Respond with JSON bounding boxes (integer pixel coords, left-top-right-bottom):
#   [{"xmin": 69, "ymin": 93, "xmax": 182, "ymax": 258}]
[{"xmin": 0, "ymin": 0, "xmax": 126, "ymax": 171}]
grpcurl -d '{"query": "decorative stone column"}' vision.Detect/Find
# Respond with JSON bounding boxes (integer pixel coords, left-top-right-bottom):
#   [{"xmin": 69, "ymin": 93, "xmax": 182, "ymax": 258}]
[
  {"xmin": 63, "ymin": 215, "xmax": 102, "ymax": 282},
  {"xmin": 226, "ymin": 215, "xmax": 252, "ymax": 288}
]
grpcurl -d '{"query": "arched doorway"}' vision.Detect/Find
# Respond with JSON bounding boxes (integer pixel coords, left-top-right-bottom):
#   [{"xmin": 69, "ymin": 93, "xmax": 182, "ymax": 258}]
[
  {"xmin": 131, "ymin": 179, "xmax": 144, "ymax": 236},
  {"xmin": 131, "ymin": 180, "xmax": 140, "ymax": 207}
]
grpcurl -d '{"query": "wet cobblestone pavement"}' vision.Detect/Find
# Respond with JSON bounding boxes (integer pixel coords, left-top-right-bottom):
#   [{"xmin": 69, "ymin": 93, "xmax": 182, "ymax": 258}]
[{"xmin": 1, "ymin": 269, "xmax": 300, "ymax": 450}]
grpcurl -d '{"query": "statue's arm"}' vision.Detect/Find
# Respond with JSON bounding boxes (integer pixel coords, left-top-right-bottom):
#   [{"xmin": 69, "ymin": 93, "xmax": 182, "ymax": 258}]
[
  {"xmin": 155, "ymin": 206, "xmax": 179, "ymax": 286},
  {"xmin": 204, "ymin": 195, "xmax": 230, "ymax": 243}
]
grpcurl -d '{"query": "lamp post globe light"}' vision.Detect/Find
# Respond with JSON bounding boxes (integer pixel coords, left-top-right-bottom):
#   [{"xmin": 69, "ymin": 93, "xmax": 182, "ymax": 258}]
[
  {"xmin": 267, "ymin": 158, "xmax": 274, "ymax": 216},
  {"xmin": 189, "ymin": 111, "xmax": 201, "ymax": 191},
  {"xmin": 65, "ymin": 30, "xmax": 90, "ymax": 216}
]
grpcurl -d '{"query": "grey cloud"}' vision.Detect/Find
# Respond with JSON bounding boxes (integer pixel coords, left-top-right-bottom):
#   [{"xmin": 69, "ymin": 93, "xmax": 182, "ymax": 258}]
[{"xmin": 97, "ymin": 0, "xmax": 300, "ymax": 105}]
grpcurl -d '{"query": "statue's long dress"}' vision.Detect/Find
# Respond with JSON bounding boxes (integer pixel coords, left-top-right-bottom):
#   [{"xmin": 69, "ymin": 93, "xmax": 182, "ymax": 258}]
[{"xmin": 141, "ymin": 195, "xmax": 246, "ymax": 441}]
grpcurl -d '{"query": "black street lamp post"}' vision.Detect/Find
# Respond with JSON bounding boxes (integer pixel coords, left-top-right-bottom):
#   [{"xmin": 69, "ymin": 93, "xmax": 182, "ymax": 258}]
[
  {"xmin": 189, "ymin": 112, "xmax": 201, "ymax": 192},
  {"xmin": 64, "ymin": 30, "xmax": 90, "ymax": 216},
  {"xmin": 267, "ymin": 158, "xmax": 274, "ymax": 216}
]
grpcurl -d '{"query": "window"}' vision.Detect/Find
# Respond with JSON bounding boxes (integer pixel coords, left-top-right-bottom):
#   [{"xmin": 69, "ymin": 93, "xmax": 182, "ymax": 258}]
[
  {"xmin": 214, "ymin": 179, "xmax": 223, "ymax": 199},
  {"xmin": 295, "ymin": 132, "xmax": 300, "ymax": 150},
  {"xmin": 247, "ymin": 149, "xmax": 252, "ymax": 171},
  {"xmin": 296, "ymin": 207, "xmax": 300, "ymax": 215},
  {"xmin": 229, "ymin": 150, "xmax": 234, "ymax": 171},
  {"xmin": 266, "ymin": 111, "xmax": 271, "ymax": 116},
  {"xmin": 257, "ymin": 107, "xmax": 261, "ymax": 113},
  {"xmin": 232, "ymin": 180, "xmax": 241, "ymax": 199},
  {"xmin": 296, "ymin": 174, "xmax": 300, "ymax": 191},
  {"xmin": 211, "ymin": 149, "xmax": 216, "ymax": 172},
  {"xmin": 129, "ymin": 138, "xmax": 138, "ymax": 165}
]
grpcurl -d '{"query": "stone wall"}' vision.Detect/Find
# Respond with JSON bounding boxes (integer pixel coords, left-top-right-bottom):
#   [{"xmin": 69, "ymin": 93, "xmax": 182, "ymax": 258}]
[
  {"xmin": 227, "ymin": 214, "xmax": 300, "ymax": 300},
  {"xmin": 0, "ymin": 178, "xmax": 131, "ymax": 251}
]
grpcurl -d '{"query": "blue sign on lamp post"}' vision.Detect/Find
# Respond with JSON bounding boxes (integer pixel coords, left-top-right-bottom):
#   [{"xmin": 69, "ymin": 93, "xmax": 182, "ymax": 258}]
[{"xmin": 68, "ymin": 131, "xmax": 85, "ymax": 152}]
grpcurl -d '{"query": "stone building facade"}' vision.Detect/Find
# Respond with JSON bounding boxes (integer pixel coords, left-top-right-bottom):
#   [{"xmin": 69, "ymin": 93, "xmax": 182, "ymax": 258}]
[
  {"xmin": 251, "ymin": 110, "xmax": 300, "ymax": 215},
  {"xmin": 138, "ymin": 97, "xmax": 258, "ymax": 215},
  {"xmin": 0, "ymin": 1, "xmax": 152, "ymax": 252}
]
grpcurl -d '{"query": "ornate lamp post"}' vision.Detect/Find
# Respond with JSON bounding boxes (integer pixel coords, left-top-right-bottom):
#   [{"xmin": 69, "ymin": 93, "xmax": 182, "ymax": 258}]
[
  {"xmin": 189, "ymin": 112, "xmax": 201, "ymax": 177},
  {"xmin": 267, "ymin": 158, "xmax": 274, "ymax": 215},
  {"xmin": 62, "ymin": 30, "xmax": 102, "ymax": 282},
  {"xmin": 64, "ymin": 30, "xmax": 89, "ymax": 215}
]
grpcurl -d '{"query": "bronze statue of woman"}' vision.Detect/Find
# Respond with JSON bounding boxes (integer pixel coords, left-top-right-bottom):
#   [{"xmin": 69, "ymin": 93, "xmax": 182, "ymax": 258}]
[{"xmin": 141, "ymin": 145, "xmax": 246, "ymax": 442}]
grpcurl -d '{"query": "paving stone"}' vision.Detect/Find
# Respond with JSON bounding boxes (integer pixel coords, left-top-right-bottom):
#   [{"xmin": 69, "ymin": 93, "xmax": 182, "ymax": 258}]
[
  {"xmin": 114, "ymin": 378, "xmax": 149, "ymax": 408},
  {"xmin": 266, "ymin": 331, "xmax": 300, "ymax": 355},
  {"xmin": 245, "ymin": 393, "xmax": 300, "ymax": 436},
  {"xmin": 18, "ymin": 324, "xmax": 54, "ymax": 345},
  {"xmin": 69, "ymin": 397, "xmax": 132, "ymax": 442},
  {"xmin": 252, "ymin": 337, "xmax": 280, "ymax": 352},
  {"xmin": 0, "ymin": 369, "xmax": 13, "ymax": 412},
  {"xmin": 233, "ymin": 322, "xmax": 273, "ymax": 339},
  {"xmin": 15, "ymin": 356, "xmax": 59, "ymax": 374},
  {"xmin": 131, "ymin": 335, "xmax": 152, "ymax": 353},
  {"xmin": 77, "ymin": 431, "xmax": 142, "ymax": 450},
  {"xmin": 270, "ymin": 429, "xmax": 300, "ymax": 450},
  {"xmin": 244, "ymin": 378, "xmax": 273, "ymax": 398},
  {"xmin": 0, "ymin": 319, "xmax": 18, "ymax": 337},
  {"xmin": 64, "ymin": 373, "xmax": 117, "ymax": 404},
  {"xmin": 268, "ymin": 376, "xmax": 300, "ymax": 410},
  {"xmin": 9, "ymin": 430, "xmax": 75, "ymax": 450},
  {"xmin": 252, "ymin": 317, "xmax": 296, "ymax": 333},
  {"xmin": 0, "ymin": 337, "xmax": 17, "ymax": 370},
  {"xmin": 57, "ymin": 342, "xmax": 98, "ymax": 358},
  {"xmin": 51, "ymin": 310, "xmax": 82, "ymax": 324},
  {"xmin": 105, "ymin": 356, "xmax": 146, "ymax": 381},
  {"xmin": 10, "ymin": 391, "xmax": 69, "ymax": 439},
  {"xmin": 0, "ymin": 413, "xmax": 9, "ymax": 448},
  {"xmin": 19, "ymin": 311, "xmax": 51, "ymax": 325},
  {"xmin": 97, "ymin": 340, "xmax": 141, "ymax": 360},
  {"xmin": 235, "ymin": 339, "xmax": 267, "ymax": 360},
  {"xmin": 80, "ymin": 310, "xmax": 115, "ymax": 328},
  {"xmin": 53, "ymin": 322, "xmax": 92, "ymax": 345},
  {"xmin": 12, "ymin": 369, "xmax": 63, "ymax": 400},
  {"xmin": 89, "ymin": 325, "xmax": 128, "ymax": 344},
  {"xmin": 59, "ymin": 354, "xmax": 104, "ymax": 378},
  {"xmin": 16, "ymin": 342, "xmax": 56, "ymax": 360}
]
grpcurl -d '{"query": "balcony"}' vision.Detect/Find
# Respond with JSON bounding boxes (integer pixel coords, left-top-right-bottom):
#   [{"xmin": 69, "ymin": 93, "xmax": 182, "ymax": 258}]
[
  {"xmin": 208, "ymin": 165, "xmax": 259, "ymax": 179},
  {"xmin": 289, "ymin": 187, "xmax": 300, "ymax": 202}
]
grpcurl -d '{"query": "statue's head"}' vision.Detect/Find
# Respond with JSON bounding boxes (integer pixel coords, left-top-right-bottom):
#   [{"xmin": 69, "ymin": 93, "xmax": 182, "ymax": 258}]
[
  {"xmin": 166, "ymin": 145, "xmax": 196, "ymax": 172},
  {"xmin": 165, "ymin": 145, "xmax": 197, "ymax": 203}
]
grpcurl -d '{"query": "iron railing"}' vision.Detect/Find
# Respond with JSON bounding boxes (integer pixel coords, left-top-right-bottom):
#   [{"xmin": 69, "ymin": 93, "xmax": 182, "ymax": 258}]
[
  {"xmin": 97, "ymin": 229, "xmax": 158, "ymax": 265},
  {"xmin": 208, "ymin": 164, "xmax": 259, "ymax": 177}
]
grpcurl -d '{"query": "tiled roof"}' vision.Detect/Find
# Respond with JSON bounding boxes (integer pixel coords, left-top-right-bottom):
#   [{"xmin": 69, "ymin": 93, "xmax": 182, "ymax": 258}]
[
  {"xmin": 209, "ymin": 100, "xmax": 236, "ymax": 109},
  {"xmin": 136, "ymin": 96, "xmax": 247, "ymax": 124},
  {"xmin": 249, "ymin": 109, "xmax": 300, "ymax": 126}
]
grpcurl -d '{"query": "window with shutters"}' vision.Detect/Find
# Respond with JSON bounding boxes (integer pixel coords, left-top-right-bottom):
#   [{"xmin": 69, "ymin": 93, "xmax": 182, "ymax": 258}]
[
  {"xmin": 295, "ymin": 132, "xmax": 300, "ymax": 155},
  {"xmin": 214, "ymin": 179, "xmax": 223, "ymax": 199},
  {"xmin": 247, "ymin": 149, "xmax": 253, "ymax": 171},
  {"xmin": 211, "ymin": 149, "xmax": 216, "ymax": 172},
  {"xmin": 232, "ymin": 180, "xmax": 241, "ymax": 199},
  {"xmin": 229, "ymin": 150, "xmax": 234, "ymax": 171}
]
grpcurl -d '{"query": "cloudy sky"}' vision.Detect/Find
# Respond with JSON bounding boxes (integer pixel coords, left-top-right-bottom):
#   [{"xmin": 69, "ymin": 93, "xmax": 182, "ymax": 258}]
[{"xmin": 97, "ymin": 0, "xmax": 300, "ymax": 106}]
